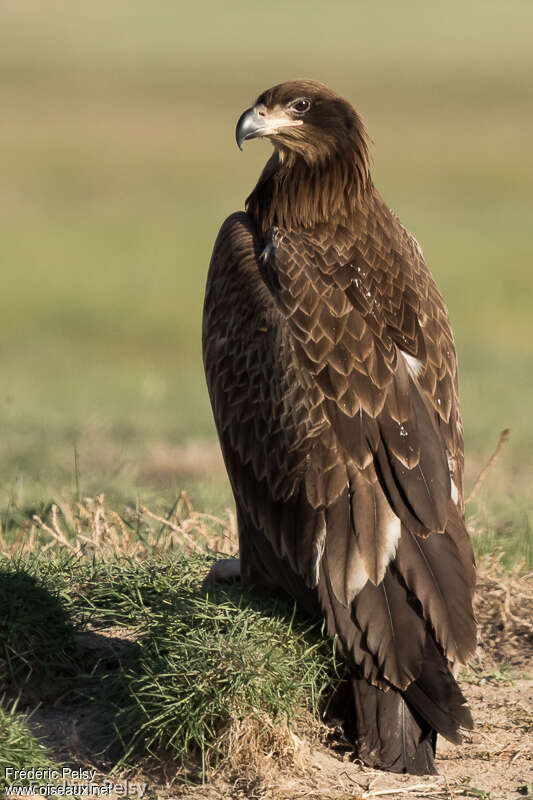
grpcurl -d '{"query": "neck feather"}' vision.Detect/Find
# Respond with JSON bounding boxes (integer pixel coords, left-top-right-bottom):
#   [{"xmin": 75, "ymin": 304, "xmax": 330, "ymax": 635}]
[{"xmin": 246, "ymin": 142, "xmax": 372, "ymax": 234}]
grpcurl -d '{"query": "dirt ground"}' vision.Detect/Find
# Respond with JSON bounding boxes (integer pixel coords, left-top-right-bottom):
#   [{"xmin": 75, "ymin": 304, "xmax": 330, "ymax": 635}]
[
  {"xmin": 166, "ymin": 674, "xmax": 531, "ymax": 800},
  {"xmin": 26, "ymin": 673, "xmax": 532, "ymax": 800}
]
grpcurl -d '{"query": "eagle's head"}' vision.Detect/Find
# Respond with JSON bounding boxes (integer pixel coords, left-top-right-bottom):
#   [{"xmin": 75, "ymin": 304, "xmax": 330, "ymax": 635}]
[
  {"xmin": 239, "ymin": 81, "xmax": 372, "ymax": 229},
  {"xmin": 236, "ymin": 80, "xmax": 369, "ymax": 166}
]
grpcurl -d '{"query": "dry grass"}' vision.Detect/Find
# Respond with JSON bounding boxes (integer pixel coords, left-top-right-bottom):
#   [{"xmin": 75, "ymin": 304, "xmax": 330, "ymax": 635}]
[
  {"xmin": 0, "ymin": 491, "xmax": 238, "ymax": 561},
  {"xmin": 465, "ymin": 429, "xmax": 510, "ymax": 506},
  {"xmin": 2, "ymin": 492, "xmax": 532, "ymax": 676},
  {"xmin": 212, "ymin": 713, "xmax": 307, "ymax": 793},
  {"xmin": 3, "ymin": 483, "xmax": 532, "ymax": 662},
  {"xmin": 471, "ymin": 552, "xmax": 533, "ymax": 670}
]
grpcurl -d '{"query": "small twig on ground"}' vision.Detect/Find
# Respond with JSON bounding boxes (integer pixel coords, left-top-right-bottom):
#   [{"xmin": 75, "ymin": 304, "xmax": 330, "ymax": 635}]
[
  {"xmin": 444, "ymin": 775, "xmax": 456, "ymax": 799},
  {"xmin": 511, "ymin": 747, "xmax": 525, "ymax": 764},
  {"xmin": 466, "ymin": 428, "xmax": 510, "ymax": 505},
  {"xmin": 362, "ymin": 780, "xmax": 445, "ymax": 798}
]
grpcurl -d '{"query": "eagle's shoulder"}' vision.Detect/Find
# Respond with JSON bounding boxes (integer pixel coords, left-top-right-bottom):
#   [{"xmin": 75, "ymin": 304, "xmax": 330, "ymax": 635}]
[{"xmin": 210, "ymin": 211, "xmax": 257, "ymax": 267}]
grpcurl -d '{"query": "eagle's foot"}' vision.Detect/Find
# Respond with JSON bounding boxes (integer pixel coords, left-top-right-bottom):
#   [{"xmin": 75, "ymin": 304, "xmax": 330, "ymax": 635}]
[{"xmin": 202, "ymin": 558, "xmax": 241, "ymax": 591}]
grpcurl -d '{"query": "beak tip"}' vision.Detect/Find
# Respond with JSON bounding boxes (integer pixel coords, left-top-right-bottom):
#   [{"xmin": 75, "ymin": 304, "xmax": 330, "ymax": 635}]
[{"xmin": 235, "ymin": 106, "xmax": 261, "ymax": 152}]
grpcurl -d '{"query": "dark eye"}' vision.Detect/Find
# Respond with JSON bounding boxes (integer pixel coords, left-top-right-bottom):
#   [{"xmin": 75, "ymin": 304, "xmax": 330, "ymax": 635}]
[{"xmin": 289, "ymin": 98, "xmax": 310, "ymax": 115}]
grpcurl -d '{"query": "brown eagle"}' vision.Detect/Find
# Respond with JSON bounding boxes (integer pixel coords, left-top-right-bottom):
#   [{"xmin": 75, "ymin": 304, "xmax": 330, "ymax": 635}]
[{"xmin": 202, "ymin": 80, "xmax": 476, "ymax": 775}]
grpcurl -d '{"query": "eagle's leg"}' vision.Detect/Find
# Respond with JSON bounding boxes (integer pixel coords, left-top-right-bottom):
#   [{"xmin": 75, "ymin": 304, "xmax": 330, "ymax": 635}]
[{"xmin": 202, "ymin": 558, "xmax": 241, "ymax": 591}]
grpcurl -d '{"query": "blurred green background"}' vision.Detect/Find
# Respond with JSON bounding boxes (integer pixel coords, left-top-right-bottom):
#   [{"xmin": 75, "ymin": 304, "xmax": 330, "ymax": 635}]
[{"xmin": 0, "ymin": 1, "xmax": 531, "ymax": 535}]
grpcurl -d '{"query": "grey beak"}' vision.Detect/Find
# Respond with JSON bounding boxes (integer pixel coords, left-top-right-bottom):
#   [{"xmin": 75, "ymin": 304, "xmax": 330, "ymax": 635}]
[{"xmin": 235, "ymin": 106, "xmax": 265, "ymax": 150}]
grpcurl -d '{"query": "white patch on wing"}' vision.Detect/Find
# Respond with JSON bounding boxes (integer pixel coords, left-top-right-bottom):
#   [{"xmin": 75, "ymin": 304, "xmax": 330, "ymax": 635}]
[
  {"xmin": 343, "ymin": 511, "xmax": 400, "ymax": 600},
  {"xmin": 311, "ymin": 521, "xmax": 327, "ymax": 587},
  {"xmin": 447, "ymin": 455, "xmax": 460, "ymax": 505},
  {"xmin": 345, "ymin": 546, "xmax": 370, "ymax": 600},
  {"xmin": 378, "ymin": 512, "xmax": 402, "ymax": 583},
  {"xmin": 450, "ymin": 477, "xmax": 459, "ymax": 505},
  {"xmin": 400, "ymin": 350, "xmax": 424, "ymax": 379}
]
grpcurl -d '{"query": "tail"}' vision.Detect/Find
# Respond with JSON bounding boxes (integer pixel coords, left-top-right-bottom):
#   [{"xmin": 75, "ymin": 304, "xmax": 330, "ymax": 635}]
[
  {"xmin": 235, "ymin": 500, "xmax": 474, "ymax": 775},
  {"xmin": 350, "ymin": 677, "xmax": 437, "ymax": 775},
  {"xmin": 333, "ymin": 633, "xmax": 472, "ymax": 775}
]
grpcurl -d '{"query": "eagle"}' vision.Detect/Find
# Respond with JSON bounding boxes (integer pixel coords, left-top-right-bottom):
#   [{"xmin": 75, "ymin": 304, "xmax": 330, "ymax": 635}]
[{"xmin": 202, "ymin": 80, "xmax": 476, "ymax": 775}]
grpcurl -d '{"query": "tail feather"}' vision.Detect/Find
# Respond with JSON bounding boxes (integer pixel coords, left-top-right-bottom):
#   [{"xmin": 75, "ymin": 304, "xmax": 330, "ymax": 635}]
[
  {"xmin": 348, "ymin": 677, "xmax": 437, "ymax": 775},
  {"xmin": 327, "ymin": 627, "xmax": 472, "ymax": 774},
  {"xmin": 403, "ymin": 634, "xmax": 473, "ymax": 744}
]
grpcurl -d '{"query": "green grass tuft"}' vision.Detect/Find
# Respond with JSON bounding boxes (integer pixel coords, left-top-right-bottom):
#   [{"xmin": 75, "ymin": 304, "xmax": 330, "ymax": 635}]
[
  {"xmin": 469, "ymin": 501, "xmax": 532, "ymax": 571},
  {"xmin": 0, "ymin": 552, "xmax": 341, "ymax": 776},
  {"xmin": 106, "ymin": 561, "xmax": 337, "ymax": 770},
  {"xmin": 0, "ymin": 699, "xmax": 59, "ymax": 788},
  {"xmin": 0, "ymin": 557, "xmax": 81, "ymax": 698}
]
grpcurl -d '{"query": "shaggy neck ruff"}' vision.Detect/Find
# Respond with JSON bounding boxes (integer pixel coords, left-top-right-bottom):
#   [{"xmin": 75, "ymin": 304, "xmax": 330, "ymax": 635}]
[{"xmin": 246, "ymin": 133, "xmax": 372, "ymax": 235}]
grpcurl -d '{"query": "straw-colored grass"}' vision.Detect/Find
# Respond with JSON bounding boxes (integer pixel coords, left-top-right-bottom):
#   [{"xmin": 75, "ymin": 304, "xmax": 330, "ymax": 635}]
[{"xmin": 0, "ymin": 491, "xmax": 237, "ymax": 561}]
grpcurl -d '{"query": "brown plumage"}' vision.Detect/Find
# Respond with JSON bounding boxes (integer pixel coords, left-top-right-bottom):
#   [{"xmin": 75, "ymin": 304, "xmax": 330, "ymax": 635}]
[{"xmin": 203, "ymin": 80, "xmax": 476, "ymax": 774}]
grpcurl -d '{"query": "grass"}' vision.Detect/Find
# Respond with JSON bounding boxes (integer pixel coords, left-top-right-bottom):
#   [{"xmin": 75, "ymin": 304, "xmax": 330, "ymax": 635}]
[
  {"xmin": 460, "ymin": 663, "xmax": 516, "ymax": 687},
  {"xmin": 0, "ymin": 700, "xmax": 60, "ymax": 788},
  {"xmin": 0, "ymin": 498, "xmax": 530, "ymax": 791},
  {"xmin": 469, "ymin": 500, "xmax": 532, "ymax": 571},
  {"xmin": 1, "ymin": 450, "xmax": 531, "ymax": 573},
  {"xmin": 101, "ymin": 559, "xmax": 336, "ymax": 772},
  {"xmin": 0, "ymin": 542, "xmax": 340, "ymax": 782},
  {"xmin": 0, "ymin": 558, "xmax": 80, "ymax": 696}
]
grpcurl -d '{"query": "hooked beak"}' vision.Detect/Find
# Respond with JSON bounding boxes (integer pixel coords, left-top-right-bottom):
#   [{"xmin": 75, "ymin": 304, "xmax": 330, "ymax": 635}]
[
  {"xmin": 235, "ymin": 104, "xmax": 303, "ymax": 150},
  {"xmin": 235, "ymin": 106, "xmax": 266, "ymax": 150}
]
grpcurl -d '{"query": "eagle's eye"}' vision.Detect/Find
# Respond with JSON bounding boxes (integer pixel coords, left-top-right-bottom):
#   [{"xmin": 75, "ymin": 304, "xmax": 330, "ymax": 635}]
[{"xmin": 288, "ymin": 98, "xmax": 310, "ymax": 115}]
